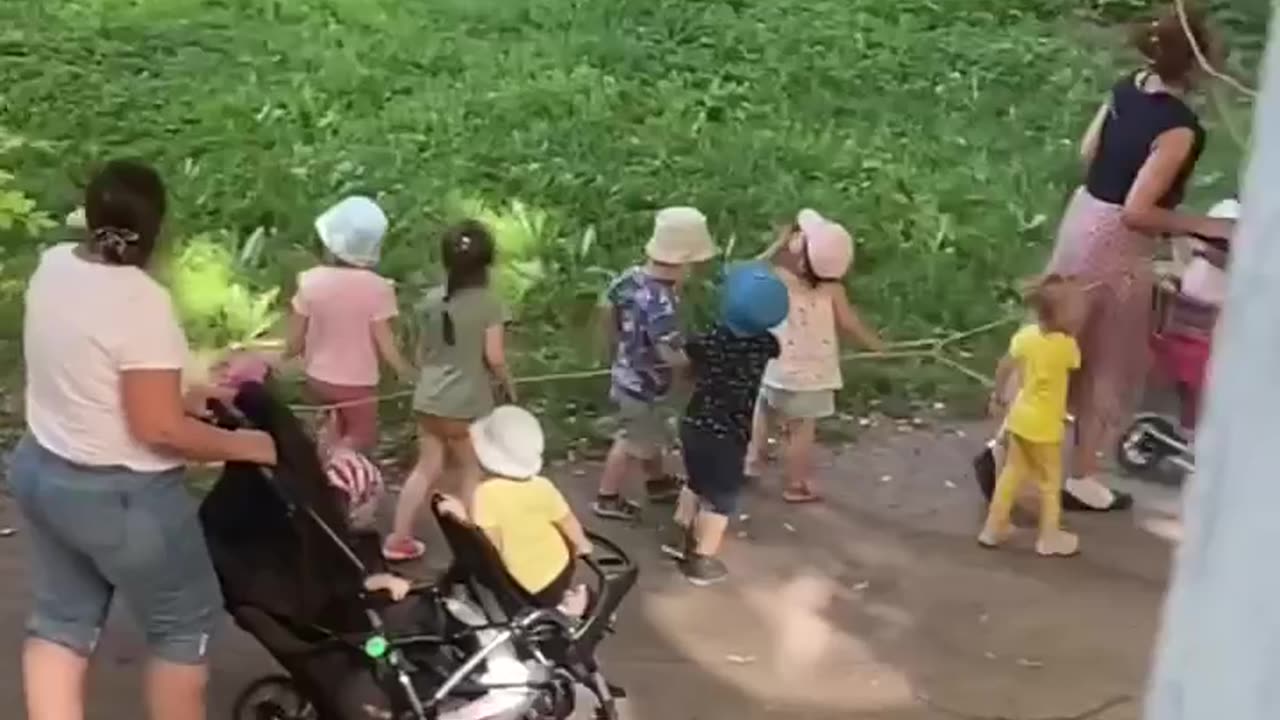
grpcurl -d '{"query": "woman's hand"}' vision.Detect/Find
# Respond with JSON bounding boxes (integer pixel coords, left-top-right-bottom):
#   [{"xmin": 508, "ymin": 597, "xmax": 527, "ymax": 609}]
[
  {"xmin": 1190, "ymin": 216, "xmax": 1236, "ymax": 242},
  {"xmin": 183, "ymin": 384, "xmax": 236, "ymax": 419},
  {"xmin": 236, "ymin": 429, "xmax": 278, "ymax": 466}
]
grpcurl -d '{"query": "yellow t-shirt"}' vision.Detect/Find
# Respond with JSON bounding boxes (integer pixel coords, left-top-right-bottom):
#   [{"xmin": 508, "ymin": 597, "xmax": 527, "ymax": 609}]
[
  {"xmin": 473, "ymin": 475, "xmax": 572, "ymax": 594},
  {"xmin": 1005, "ymin": 324, "xmax": 1081, "ymax": 444}
]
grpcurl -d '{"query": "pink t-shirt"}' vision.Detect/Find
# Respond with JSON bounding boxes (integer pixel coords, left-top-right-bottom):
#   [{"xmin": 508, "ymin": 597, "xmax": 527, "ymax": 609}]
[
  {"xmin": 762, "ymin": 267, "xmax": 842, "ymax": 392},
  {"xmin": 292, "ymin": 266, "xmax": 398, "ymax": 387}
]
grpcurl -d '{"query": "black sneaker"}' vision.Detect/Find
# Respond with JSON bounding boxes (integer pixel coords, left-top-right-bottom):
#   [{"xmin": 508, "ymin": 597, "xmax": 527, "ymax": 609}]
[
  {"xmin": 592, "ymin": 495, "xmax": 641, "ymax": 521},
  {"xmin": 681, "ymin": 555, "xmax": 728, "ymax": 587},
  {"xmin": 645, "ymin": 475, "xmax": 683, "ymax": 504},
  {"xmin": 659, "ymin": 523, "xmax": 693, "ymax": 561}
]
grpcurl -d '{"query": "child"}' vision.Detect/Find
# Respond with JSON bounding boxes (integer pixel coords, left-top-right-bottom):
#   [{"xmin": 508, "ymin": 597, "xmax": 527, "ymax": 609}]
[
  {"xmin": 593, "ymin": 207, "xmax": 717, "ymax": 521},
  {"xmin": 980, "ymin": 274, "xmax": 1082, "ymax": 557},
  {"xmin": 439, "ymin": 406, "xmax": 592, "ymax": 613},
  {"xmin": 286, "ymin": 196, "xmax": 413, "ymax": 453},
  {"xmin": 384, "ymin": 220, "xmax": 515, "ymax": 562},
  {"xmin": 661, "ymin": 263, "xmax": 788, "ymax": 586},
  {"xmin": 744, "ymin": 209, "xmax": 886, "ymax": 502}
]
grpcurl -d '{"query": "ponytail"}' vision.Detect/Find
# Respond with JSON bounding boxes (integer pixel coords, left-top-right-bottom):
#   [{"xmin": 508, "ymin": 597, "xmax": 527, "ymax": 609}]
[{"xmin": 438, "ymin": 220, "xmax": 496, "ymax": 347}]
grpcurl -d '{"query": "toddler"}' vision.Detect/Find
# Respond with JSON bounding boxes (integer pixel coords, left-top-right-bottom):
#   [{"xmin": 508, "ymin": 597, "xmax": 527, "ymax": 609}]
[
  {"xmin": 439, "ymin": 406, "xmax": 591, "ymax": 613},
  {"xmin": 385, "ymin": 220, "xmax": 515, "ymax": 562},
  {"xmin": 661, "ymin": 263, "xmax": 788, "ymax": 586},
  {"xmin": 593, "ymin": 207, "xmax": 716, "ymax": 521},
  {"xmin": 286, "ymin": 196, "xmax": 412, "ymax": 452},
  {"xmin": 745, "ymin": 209, "xmax": 886, "ymax": 502},
  {"xmin": 980, "ymin": 274, "xmax": 1082, "ymax": 557}
]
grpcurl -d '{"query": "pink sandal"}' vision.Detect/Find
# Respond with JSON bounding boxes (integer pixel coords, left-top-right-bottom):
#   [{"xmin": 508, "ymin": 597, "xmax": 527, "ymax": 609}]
[{"xmin": 382, "ymin": 537, "xmax": 426, "ymax": 562}]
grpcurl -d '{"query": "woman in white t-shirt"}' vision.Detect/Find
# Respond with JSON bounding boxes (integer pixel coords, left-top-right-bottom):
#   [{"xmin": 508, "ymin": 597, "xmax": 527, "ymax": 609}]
[{"xmin": 10, "ymin": 160, "xmax": 276, "ymax": 720}]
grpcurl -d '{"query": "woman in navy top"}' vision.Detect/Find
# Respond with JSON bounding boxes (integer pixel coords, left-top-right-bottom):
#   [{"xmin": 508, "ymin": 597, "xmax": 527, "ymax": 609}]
[{"xmin": 1044, "ymin": 8, "xmax": 1235, "ymax": 512}]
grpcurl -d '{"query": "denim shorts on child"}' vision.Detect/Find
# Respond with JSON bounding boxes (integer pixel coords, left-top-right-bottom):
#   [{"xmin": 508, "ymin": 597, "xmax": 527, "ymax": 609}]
[
  {"xmin": 679, "ymin": 424, "xmax": 746, "ymax": 515},
  {"xmin": 614, "ymin": 391, "xmax": 675, "ymax": 460},
  {"xmin": 7, "ymin": 436, "xmax": 222, "ymax": 665}
]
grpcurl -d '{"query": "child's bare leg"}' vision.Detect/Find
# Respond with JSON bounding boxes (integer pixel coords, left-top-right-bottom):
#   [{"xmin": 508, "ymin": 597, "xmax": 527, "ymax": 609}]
[
  {"xmin": 744, "ymin": 399, "xmax": 771, "ymax": 477},
  {"xmin": 594, "ymin": 439, "xmax": 640, "ymax": 520},
  {"xmin": 386, "ymin": 423, "xmax": 444, "ymax": 560},
  {"xmin": 446, "ymin": 435, "xmax": 482, "ymax": 505},
  {"xmin": 693, "ymin": 510, "xmax": 729, "ymax": 556},
  {"xmin": 673, "ymin": 487, "xmax": 698, "ymax": 528},
  {"xmin": 782, "ymin": 418, "xmax": 819, "ymax": 500}
]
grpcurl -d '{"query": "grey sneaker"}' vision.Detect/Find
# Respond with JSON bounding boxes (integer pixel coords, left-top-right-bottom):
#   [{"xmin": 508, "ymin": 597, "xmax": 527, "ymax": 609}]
[
  {"xmin": 592, "ymin": 495, "xmax": 641, "ymax": 521},
  {"xmin": 681, "ymin": 555, "xmax": 728, "ymax": 587},
  {"xmin": 645, "ymin": 475, "xmax": 683, "ymax": 504},
  {"xmin": 659, "ymin": 523, "xmax": 693, "ymax": 561}
]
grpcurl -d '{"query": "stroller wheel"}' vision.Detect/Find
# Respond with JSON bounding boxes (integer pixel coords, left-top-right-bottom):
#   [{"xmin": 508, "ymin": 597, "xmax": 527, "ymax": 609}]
[
  {"xmin": 1116, "ymin": 414, "xmax": 1179, "ymax": 476},
  {"xmin": 232, "ymin": 675, "xmax": 315, "ymax": 720}
]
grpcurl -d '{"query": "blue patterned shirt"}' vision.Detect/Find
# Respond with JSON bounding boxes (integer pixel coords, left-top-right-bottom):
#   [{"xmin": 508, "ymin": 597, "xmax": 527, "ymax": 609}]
[{"xmin": 605, "ymin": 267, "xmax": 682, "ymax": 402}]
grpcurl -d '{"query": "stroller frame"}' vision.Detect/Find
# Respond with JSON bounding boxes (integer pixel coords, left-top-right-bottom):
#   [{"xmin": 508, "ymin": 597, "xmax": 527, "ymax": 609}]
[{"xmin": 201, "ymin": 393, "xmax": 636, "ymax": 720}]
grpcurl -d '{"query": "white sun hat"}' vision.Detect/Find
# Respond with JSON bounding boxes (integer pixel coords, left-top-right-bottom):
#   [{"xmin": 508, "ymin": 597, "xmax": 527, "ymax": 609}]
[
  {"xmin": 645, "ymin": 206, "xmax": 716, "ymax": 265},
  {"xmin": 314, "ymin": 196, "xmax": 388, "ymax": 267},
  {"xmin": 470, "ymin": 405, "xmax": 545, "ymax": 480}
]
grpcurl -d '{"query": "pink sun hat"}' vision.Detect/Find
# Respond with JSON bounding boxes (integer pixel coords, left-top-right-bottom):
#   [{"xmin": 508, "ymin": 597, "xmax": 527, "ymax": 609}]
[{"xmin": 796, "ymin": 209, "xmax": 854, "ymax": 280}]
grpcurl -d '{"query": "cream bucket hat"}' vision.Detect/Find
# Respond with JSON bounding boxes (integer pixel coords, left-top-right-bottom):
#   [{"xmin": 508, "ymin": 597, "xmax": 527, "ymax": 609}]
[
  {"xmin": 645, "ymin": 206, "xmax": 716, "ymax": 265},
  {"xmin": 470, "ymin": 405, "xmax": 545, "ymax": 480},
  {"xmin": 315, "ymin": 196, "xmax": 388, "ymax": 267}
]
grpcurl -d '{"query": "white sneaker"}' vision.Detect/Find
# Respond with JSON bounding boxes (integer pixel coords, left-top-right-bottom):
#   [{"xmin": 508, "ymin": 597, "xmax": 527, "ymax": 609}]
[{"xmin": 1036, "ymin": 530, "xmax": 1080, "ymax": 557}]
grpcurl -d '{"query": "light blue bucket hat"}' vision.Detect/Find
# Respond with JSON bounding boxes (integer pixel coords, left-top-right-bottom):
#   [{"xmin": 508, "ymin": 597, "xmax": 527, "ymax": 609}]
[{"xmin": 315, "ymin": 196, "xmax": 388, "ymax": 267}]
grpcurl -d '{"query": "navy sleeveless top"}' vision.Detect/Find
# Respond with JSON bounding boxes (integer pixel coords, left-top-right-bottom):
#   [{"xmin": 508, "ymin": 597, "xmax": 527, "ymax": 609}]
[{"xmin": 1085, "ymin": 72, "xmax": 1205, "ymax": 210}]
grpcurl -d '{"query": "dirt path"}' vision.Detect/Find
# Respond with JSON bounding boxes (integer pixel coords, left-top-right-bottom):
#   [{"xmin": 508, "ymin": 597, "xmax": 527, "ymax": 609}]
[{"xmin": 0, "ymin": 420, "xmax": 1180, "ymax": 719}]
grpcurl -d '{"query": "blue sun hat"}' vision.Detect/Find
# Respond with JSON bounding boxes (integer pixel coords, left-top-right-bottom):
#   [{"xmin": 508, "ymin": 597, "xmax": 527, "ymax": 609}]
[
  {"xmin": 721, "ymin": 261, "xmax": 789, "ymax": 337},
  {"xmin": 315, "ymin": 196, "xmax": 388, "ymax": 267}
]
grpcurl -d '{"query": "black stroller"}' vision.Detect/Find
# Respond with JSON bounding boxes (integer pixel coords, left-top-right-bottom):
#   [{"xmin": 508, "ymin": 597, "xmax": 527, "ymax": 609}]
[{"xmin": 198, "ymin": 383, "xmax": 637, "ymax": 719}]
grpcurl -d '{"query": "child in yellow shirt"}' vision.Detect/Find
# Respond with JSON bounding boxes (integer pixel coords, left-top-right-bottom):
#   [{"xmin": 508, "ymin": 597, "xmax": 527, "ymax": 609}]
[
  {"xmin": 980, "ymin": 275, "xmax": 1082, "ymax": 557},
  {"xmin": 439, "ymin": 405, "xmax": 592, "ymax": 612}
]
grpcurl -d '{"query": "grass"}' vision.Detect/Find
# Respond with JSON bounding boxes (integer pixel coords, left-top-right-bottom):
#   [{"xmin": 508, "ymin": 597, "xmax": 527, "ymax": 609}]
[{"xmin": 0, "ymin": 0, "xmax": 1261, "ymax": 451}]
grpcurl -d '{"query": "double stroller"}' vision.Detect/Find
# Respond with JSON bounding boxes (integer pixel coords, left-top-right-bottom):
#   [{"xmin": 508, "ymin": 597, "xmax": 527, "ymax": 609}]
[
  {"xmin": 1115, "ymin": 199, "xmax": 1237, "ymax": 478},
  {"xmin": 198, "ymin": 383, "xmax": 637, "ymax": 719}
]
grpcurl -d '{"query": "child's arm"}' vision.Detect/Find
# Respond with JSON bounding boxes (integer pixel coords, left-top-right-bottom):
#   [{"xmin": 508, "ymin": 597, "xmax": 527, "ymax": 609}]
[
  {"xmin": 598, "ymin": 302, "xmax": 619, "ymax": 364},
  {"xmin": 553, "ymin": 512, "xmax": 595, "ymax": 557},
  {"xmin": 831, "ymin": 285, "xmax": 886, "ymax": 351},
  {"xmin": 989, "ymin": 354, "xmax": 1016, "ymax": 418},
  {"xmin": 484, "ymin": 323, "xmax": 517, "ymax": 404},
  {"xmin": 372, "ymin": 318, "xmax": 414, "ymax": 383},
  {"xmin": 283, "ymin": 311, "xmax": 308, "ymax": 360},
  {"xmin": 756, "ymin": 225, "xmax": 792, "ymax": 261},
  {"xmin": 364, "ymin": 573, "xmax": 412, "ymax": 602}
]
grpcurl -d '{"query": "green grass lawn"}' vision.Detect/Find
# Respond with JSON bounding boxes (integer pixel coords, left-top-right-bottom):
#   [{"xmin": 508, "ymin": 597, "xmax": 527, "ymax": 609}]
[{"xmin": 0, "ymin": 0, "xmax": 1259, "ymax": 447}]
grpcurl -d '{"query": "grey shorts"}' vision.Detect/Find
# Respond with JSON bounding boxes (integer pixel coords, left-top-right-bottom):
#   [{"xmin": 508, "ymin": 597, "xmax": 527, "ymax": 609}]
[
  {"xmin": 760, "ymin": 386, "xmax": 836, "ymax": 420},
  {"xmin": 8, "ymin": 436, "xmax": 222, "ymax": 665},
  {"xmin": 613, "ymin": 393, "xmax": 675, "ymax": 460}
]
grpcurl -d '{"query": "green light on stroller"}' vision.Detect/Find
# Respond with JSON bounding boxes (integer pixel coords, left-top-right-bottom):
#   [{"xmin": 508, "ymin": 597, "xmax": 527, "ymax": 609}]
[{"xmin": 363, "ymin": 635, "xmax": 389, "ymax": 659}]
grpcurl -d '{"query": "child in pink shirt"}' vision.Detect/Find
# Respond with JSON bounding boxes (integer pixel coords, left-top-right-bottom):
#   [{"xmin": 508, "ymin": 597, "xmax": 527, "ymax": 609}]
[{"xmin": 286, "ymin": 196, "xmax": 412, "ymax": 452}]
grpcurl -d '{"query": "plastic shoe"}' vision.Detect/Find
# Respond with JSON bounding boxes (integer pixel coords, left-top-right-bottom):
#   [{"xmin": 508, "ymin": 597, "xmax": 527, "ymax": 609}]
[
  {"xmin": 1036, "ymin": 530, "xmax": 1081, "ymax": 558},
  {"xmin": 977, "ymin": 527, "xmax": 1010, "ymax": 549},
  {"xmin": 382, "ymin": 537, "xmax": 426, "ymax": 563},
  {"xmin": 681, "ymin": 555, "xmax": 729, "ymax": 587}
]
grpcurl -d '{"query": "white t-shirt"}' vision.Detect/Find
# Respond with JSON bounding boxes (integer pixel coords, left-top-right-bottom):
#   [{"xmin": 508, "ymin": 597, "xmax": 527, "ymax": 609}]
[{"xmin": 24, "ymin": 243, "xmax": 189, "ymax": 471}]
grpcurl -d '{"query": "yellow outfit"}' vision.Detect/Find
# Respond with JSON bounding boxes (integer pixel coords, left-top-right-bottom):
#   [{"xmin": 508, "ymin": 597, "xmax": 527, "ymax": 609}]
[
  {"xmin": 1003, "ymin": 324, "xmax": 1081, "ymax": 444},
  {"xmin": 984, "ymin": 325, "xmax": 1081, "ymax": 541},
  {"xmin": 473, "ymin": 475, "xmax": 572, "ymax": 594}
]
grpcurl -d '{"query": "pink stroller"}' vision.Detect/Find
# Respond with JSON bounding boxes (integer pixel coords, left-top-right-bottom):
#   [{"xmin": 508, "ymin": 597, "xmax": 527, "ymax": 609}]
[{"xmin": 1115, "ymin": 204, "xmax": 1234, "ymax": 477}]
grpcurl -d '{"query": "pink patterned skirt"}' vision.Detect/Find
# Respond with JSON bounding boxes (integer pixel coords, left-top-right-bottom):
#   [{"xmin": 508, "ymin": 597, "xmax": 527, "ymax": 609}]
[{"xmin": 1047, "ymin": 189, "xmax": 1157, "ymax": 441}]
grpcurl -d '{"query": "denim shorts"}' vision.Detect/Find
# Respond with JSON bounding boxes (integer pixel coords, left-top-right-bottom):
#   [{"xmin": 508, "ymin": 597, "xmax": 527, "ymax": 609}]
[
  {"xmin": 8, "ymin": 436, "xmax": 222, "ymax": 665},
  {"xmin": 679, "ymin": 424, "xmax": 747, "ymax": 515}
]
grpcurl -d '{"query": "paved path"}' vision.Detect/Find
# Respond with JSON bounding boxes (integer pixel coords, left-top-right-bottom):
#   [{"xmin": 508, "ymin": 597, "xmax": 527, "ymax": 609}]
[{"xmin": 0, "ymin": 420, "xmax": 1181, "ymax": 719}]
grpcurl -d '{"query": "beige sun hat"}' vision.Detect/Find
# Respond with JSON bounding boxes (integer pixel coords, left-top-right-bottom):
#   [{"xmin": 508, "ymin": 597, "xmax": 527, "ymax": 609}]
[
  {"xmin": 645, "ymin": 206, "xmax": 716, "ymax": 265},
  {"xmin": 470, "ymin": 405, "xmax": 545, "ymax": 480}
]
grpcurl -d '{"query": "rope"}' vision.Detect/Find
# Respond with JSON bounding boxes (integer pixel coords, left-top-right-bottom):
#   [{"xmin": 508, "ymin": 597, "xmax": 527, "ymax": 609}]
[
  {"xmin": 285, "ymin": 315, "xmax": 1019, "ymax": 414},
  {"xmin": 1174, "ymin": 0, "xmax": 1258, "ymax": 99}
]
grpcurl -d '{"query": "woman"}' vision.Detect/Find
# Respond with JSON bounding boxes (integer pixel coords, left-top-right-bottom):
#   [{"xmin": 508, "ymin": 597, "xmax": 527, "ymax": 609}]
[
  {"xmin": 11, "ymin": 160, "xmax": 277, "ymax": 720},
  {"xmin": 1049, "ymin": 7, "xmax": 1235, "ymax": 511}
]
